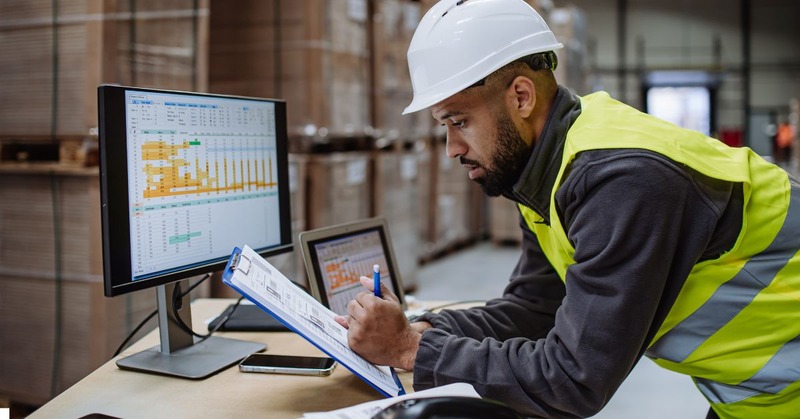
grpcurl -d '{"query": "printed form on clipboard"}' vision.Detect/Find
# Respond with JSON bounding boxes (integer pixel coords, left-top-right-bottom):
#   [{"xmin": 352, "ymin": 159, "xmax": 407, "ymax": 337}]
[{"xmin": 222, "ymin": 245, "xmax": 405, "ymax": 398}]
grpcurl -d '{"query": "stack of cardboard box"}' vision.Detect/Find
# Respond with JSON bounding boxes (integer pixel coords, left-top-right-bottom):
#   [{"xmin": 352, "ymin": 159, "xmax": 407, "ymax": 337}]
[
  {"xmin": 371, "ymin": 0, "xmax": 433, "ymax": 142},
  {"xmin": 0, "ymin": 171, "xmax": 169, "ymax": 405},
  {"xmin": 0, "ymin": 0, "xmax": 210, "ymax": 405},
  {"xmin": 304, "ymin": 151, "xmax": 373, "ymax": 230},
  {"xmin": 422, "ymin": 137, "xmax": 485, "ymax": 257},
  {"xmin": 372, "ymin": 146, "xmax": 422, "ymax": 290},
  {"xmin": 209, "ymin": 0, "xmax": 370, "ymax": 138},
  {"xmin": 488, "ymin": 198, "xmax": 523, "ymax": 244},
  {"xmin": 208, "ymin": 0, "xmax": 436, "ymax": 285},
  {"xmin": 0, "ymin": 0, "xmax": 209, "ymax": 139},
  {"xmin": 550, "ymin": 5, "xmax": 589, "ymax": 95}
]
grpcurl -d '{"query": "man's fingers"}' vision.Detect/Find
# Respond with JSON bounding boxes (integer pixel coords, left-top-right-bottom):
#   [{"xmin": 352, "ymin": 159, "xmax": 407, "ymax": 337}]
[
  {"xmin": 347, "ymin": 297, "xmax": 368, "ymax": 322},
  {"xmin": 359, "ymin": 276, "xmax": 400, "ymax": 303},
  {"xmin": 359, "ymin": 276, "xmax": 375, "ymax": 293},
  {"xmin": 334, "ymin": 315, "xmax": 349, "ymax": 329}
]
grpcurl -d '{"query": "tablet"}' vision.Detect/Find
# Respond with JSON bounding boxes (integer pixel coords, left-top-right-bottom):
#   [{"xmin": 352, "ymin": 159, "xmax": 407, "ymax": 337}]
[{"xmin": 298, "ymin": 217, "xmax": 408, "ymax": 316}]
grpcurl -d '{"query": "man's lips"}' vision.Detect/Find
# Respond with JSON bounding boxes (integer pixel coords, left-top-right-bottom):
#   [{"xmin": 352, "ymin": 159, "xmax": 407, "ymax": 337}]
[
  {"xmin": 463, "ymin": 163, "xmax": 482, "ymax": 179},
  {"xmin": 459, "ymin": 157, "xmax": 484, "ymax": 180}
]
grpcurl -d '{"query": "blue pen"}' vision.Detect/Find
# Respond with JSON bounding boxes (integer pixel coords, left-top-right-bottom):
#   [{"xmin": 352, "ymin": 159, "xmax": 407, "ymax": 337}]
[
  {"xmin": 373, "ymin": 264, "xmax": 382, "ymax": 298},
  {"xmin": 373, "ymin": 263, "xmax": 401, "ymax": 392}
]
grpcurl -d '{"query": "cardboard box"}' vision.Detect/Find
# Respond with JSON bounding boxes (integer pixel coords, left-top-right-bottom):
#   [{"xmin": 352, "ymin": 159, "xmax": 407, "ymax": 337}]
[
  {"xmin": 0, "ymin": 275, "xmax": 158, "ymax": 406},
  {"xmin": 550, "ymin": 6, "xmax": 589, "ymax": 94},
  {"xmin": 488, "ymin": 197, "xmax": 523, "ymax": 244},
  {"xmin": 209, "ymin": 0, "xmax": 371, "ymax": 137},
  {"xmin": 0, "ymin": 172, "xmax": 102, "ymax": 280},
  {"xmin": 0, "ymin": 0, "xmax": 210, "ymax": 138},
  {"xmin": 304, "ymin": 151, "xmax": 372, "ymax": 230},
  {"xmin": 371, "ymin": 0, "xmax": 434, "ymax": 141},
  {"xmin": 422, "ymin": 137, "xmax": 480, "ymax": 256},
  {"xmin": 414, "ymin": 139, "xmax": 433, "ymax": 252},
  {"xmin": 0, "ymin": 171, "xmax": 213, "ymax": 405},
  {"xmin": 372, "ymin": 149, "xmax": 420, "ymax": 290}
]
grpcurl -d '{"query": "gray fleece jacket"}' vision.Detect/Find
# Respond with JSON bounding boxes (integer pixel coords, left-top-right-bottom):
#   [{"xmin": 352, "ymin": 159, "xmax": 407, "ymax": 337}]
[{"xmin": 412, "ymin": 86, "xmax": 742, "ymax": 418}]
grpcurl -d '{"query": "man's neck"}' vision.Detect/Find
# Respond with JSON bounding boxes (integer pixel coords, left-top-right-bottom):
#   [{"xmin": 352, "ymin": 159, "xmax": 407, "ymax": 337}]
[{"xmin": 530, "ymin": 88, "xmax": 558, "ymax": 145}]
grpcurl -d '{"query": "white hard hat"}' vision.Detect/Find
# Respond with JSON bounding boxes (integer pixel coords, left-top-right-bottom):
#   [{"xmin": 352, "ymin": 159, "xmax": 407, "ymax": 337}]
[{"xmin": 403, "ymin": 0, "xmax": 563, "ymax": 114}]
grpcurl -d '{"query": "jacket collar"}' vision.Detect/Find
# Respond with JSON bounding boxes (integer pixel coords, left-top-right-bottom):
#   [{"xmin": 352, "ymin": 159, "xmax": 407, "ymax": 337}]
[{"xmin": 505, "ymin": 86, "xmax": 582, "ymax": 225}]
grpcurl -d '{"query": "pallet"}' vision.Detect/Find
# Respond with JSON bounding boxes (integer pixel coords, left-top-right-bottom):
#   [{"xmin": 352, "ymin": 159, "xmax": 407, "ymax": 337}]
[
  {"xmin": 418, "ymin": 236, "xmax": 480, "ymax": 266},
  {"xmin": 0, "ymin": 137, "xmax": 99, "ymax": 173},
  {"xmin": 491, "ymin": 237, "xmax": 522, "ymax": 248}
]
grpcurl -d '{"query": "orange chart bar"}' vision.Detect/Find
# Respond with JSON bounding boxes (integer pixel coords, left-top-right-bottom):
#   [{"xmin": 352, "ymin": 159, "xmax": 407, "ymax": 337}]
[
  {"xmin": 141, "ymin": 140, "xmax": 277, "ymax": 199},
  {"xmin": 324, "ymin": 260, "xmax": 362, "ymax": 291}
]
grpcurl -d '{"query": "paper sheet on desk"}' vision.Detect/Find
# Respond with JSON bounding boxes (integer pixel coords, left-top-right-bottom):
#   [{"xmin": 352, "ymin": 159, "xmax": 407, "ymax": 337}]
[
  {"xmin": 222, "ymin": 245, "xmax": 404, "ymax": 397},
  {"xmin": 303, "ymin": 382, "xmax": 480, "ymax": 419}
]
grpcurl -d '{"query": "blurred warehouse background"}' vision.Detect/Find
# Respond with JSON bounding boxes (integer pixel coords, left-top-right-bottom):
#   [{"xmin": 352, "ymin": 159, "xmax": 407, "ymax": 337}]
[{"xmin": 0, "ymin": 0, "xmax": 797, "ymax": 416}]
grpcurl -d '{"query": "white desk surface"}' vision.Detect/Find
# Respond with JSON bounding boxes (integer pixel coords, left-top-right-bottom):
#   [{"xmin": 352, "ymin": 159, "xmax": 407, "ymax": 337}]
[{"xmin": 30, "ymin": 298, "xmax": 416, "ymax": 419}]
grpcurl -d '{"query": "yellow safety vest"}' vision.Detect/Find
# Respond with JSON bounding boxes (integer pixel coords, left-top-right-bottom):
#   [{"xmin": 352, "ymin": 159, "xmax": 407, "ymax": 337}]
[{"xmin": 519, "ymin": 92, "xmax": 800, "ymax": 418}]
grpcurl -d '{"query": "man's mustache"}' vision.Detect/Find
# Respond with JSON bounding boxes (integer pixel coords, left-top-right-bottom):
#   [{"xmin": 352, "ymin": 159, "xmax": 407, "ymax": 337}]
[{"xmin": 459, "ymin": 156, "xmax": 482, "ymax": 167}]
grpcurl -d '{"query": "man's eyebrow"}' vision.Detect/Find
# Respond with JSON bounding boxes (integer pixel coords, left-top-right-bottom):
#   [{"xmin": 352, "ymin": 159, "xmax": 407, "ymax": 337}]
[{"xmin": 437, "ymin": 110, "xmax": 464, "ymax": 121}]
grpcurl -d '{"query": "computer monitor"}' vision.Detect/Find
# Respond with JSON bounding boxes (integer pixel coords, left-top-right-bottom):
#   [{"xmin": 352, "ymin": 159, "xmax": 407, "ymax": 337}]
[{"xmin": 97, "ymin": 85, "xmax": 293, "ymax": 378}]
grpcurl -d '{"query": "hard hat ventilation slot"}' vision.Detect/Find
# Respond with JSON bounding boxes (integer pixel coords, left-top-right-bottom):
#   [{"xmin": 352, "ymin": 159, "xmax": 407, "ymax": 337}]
[{"xmin": 442, "ymin": 0, "xmax": 469, "ymax": 17}]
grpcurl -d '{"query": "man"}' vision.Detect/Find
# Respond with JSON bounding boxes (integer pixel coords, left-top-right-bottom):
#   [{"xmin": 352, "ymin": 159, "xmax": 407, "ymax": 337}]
[{"xmin": 334, "ymin": 0, "xmax": 800, "ymax": 417}]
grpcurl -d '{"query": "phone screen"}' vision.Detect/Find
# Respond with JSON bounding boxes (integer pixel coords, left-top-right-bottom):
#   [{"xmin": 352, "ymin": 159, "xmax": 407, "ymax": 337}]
[{"xmin": 239, "ymin": 354, "xmax": 336, "ymax": 375}]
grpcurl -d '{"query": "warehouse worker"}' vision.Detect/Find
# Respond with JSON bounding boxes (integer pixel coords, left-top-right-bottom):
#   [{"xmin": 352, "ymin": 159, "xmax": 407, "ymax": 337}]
[{"xmin": 334, "ymin": 0, "xmax": 800, "ymax": 418}]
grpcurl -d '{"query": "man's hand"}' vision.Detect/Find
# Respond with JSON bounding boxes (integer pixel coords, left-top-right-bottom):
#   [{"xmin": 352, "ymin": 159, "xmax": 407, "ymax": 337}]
[{"xmin": 334, "ymin": 277, "xmax": 431, "ymax": 370}]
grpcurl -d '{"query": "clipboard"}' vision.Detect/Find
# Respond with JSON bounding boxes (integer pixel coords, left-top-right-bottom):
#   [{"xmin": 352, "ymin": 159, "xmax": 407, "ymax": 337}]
[{"xmin": 222, "ymin": 245, "xmax": 405, "ymax": 398}]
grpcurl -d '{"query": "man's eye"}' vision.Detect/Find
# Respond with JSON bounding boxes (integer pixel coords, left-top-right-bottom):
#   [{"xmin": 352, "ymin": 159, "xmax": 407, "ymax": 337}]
[{"xmin": 451, "ymin": 120, "xmax": 465, "ymax": 127}]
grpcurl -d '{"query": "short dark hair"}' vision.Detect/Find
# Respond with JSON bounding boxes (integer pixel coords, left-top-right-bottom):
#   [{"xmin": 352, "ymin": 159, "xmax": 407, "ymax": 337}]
[{"xmin": 467, "ymin": 51, "xmax": 558, "ymax": 89}]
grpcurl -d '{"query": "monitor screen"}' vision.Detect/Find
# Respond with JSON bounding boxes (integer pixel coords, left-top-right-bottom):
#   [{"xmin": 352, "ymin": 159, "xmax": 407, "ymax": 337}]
[
  {"xmin": 98, "ymin": 85, "xmax": 293, "ymax": 297},
  {"xmin": 307, "ymin": 227, "xmax": 399, "ymax": 315}
]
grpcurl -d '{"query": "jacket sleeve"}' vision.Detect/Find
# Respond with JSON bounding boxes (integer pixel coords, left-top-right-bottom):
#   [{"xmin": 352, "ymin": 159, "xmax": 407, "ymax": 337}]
[
  {"xmin": 412, "ymin": 153, "xmax": 730, "ymax": 418},
  {"xmin": 414, "ymin": 212, "xmax": 565, "ymax": 341}
]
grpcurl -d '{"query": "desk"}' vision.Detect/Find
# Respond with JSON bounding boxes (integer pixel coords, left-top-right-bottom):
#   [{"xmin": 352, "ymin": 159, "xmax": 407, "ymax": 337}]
[{"xmin": 30, "ymin": 298, "xmax": 416, "ymax": 419}]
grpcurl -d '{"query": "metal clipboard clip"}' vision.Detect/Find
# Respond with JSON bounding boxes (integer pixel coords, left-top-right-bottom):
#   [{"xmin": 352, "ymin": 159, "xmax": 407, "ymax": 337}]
[{"xmin": 230, "ymin": 252, "xmax": 252, "ymax": 275}]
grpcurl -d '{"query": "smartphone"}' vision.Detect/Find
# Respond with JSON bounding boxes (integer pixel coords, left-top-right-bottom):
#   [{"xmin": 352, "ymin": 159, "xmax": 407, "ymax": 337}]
[{"xmin": 239, "ymin": 354, "xmax": 336, "ymax": 376}]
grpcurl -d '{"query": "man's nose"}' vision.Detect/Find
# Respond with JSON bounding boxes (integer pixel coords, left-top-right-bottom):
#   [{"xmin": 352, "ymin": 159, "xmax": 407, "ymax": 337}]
[{"xmin": 445, "ymin": 131, "xmax": 467, "ymax": 159}]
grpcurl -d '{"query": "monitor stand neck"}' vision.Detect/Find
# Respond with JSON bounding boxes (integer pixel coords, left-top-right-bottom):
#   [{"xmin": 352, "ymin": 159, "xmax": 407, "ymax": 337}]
[
  {"xmin": 157, "ymin": 281, "xmax": 194, "ymax": 353},
  {"xmin": 115, "ymin": 280, "xmax": 266, "ymax": 379}
]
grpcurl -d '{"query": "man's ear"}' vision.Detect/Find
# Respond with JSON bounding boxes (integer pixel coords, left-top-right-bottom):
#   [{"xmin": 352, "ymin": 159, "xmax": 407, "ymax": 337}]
[{"xmin": 511, "ymin": 76, "xmax": 536, "ymax": 119}]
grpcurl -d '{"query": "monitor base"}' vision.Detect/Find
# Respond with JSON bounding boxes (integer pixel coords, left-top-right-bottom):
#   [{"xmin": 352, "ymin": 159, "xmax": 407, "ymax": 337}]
[{"xmin": 116, "ymin": 336, "xmax": 265, "ymax": 379}]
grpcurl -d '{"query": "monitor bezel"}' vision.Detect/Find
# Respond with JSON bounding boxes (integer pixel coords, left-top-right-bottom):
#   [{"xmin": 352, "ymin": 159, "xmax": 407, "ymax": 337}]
[{"xmin": 98, "ymin": 84, "xmax": 293, "ymax": 297}]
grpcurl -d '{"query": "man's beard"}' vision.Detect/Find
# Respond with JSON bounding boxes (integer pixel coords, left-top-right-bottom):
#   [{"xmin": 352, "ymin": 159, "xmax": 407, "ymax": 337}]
[{"xmin": 463, "ymin": 110, "xmax": 531, "ymax": 197}]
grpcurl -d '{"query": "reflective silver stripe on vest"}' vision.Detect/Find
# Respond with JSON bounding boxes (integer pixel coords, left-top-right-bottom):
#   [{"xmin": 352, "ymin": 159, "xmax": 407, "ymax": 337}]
[
  {"xmin": 695, "ymin": 378, "xmax": 759, "ymax": 404},
  {"xmin": 695, "ymin": 333, "xmax": 800, "ymax": 403},
  {"xmin": 738, "ymin": 333, "xmax": 800, "ymax": 394},
  {"xmin": 647, "ymin": 182, "xmax": 800, "ymax": 405},
  {"xmin": 647, "ymin": 183, "xmax": 800, "ymax": 363}
]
